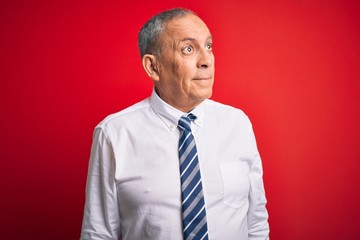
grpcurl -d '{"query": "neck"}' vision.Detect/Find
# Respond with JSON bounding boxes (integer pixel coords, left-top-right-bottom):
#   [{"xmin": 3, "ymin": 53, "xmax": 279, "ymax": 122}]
[{"xmin": 154, "ymin": 87, "xmax": 202, "ymax": 113}]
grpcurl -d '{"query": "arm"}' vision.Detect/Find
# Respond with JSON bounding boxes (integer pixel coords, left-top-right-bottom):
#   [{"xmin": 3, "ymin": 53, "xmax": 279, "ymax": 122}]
[
  {"xmin": 247, "ymin": 123, "xmax": 270, "ymax": 240},
  {"xmin": 80, "ymin": 127, "xmax": 121, "ymax": 240}
]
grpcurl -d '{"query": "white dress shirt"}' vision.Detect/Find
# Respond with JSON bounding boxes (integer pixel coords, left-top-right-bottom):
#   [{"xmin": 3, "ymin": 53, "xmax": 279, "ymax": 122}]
[{"xmin": 81, "ymin": 89, "xmax": 269, "ymax": 240}]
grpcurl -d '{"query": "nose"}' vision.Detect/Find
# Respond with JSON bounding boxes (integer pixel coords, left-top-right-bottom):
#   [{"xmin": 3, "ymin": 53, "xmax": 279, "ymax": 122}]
[{"xmin": 197, "ymin": 48, "xmax": 214, "ymax": 69}]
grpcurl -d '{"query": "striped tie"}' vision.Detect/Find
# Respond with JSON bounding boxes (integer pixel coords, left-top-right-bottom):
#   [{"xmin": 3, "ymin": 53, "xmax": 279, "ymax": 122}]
[{"xmin": 178, "ymin": 114, "xmax": 209, "ymax": 240}]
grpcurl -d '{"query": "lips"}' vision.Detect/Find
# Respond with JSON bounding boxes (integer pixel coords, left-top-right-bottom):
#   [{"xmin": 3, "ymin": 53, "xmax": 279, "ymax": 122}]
[{"xmin": 193, "ymin": 76, "xmax": 213, "ymax": 80}]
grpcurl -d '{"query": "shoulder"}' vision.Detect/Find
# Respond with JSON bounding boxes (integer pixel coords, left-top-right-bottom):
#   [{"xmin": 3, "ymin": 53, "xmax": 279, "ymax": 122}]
[
  {"xmin": 96, "ymin": 97, "xmax": 151, "ymax": 130},
  {"xmin": 204, "ymin": 99, "xmax": 250, "ymax": 122}
]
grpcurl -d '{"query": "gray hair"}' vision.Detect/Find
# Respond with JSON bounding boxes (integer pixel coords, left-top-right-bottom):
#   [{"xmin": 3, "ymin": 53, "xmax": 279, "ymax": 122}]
[{"xmin": 138, "ymin": 8, "xmax": 196, "ymax": 57}]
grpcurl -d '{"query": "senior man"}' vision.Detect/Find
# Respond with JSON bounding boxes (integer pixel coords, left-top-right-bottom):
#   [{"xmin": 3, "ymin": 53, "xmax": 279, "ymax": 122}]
[{"xmin": 81, "ymin": 8, "xmax": 269, "ymax": 240}]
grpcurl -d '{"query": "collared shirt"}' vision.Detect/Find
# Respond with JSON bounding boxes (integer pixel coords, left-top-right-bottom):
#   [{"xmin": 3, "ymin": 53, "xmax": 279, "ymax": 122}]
[{"xmin": 81, "ymin": 89, "xmax": 269, "ymax": 240}]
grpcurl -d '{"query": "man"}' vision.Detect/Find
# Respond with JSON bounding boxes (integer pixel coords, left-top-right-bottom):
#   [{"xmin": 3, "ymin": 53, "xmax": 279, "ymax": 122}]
[{"xmin": 81, "ymin": 8, "xmax": 269, "ymax": 240}]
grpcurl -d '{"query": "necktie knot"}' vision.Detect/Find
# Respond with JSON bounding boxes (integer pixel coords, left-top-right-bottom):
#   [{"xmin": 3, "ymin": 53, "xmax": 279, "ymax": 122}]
[{"xmin": 178, "ymin": 113, "xmax": 197, "ymax": 131}]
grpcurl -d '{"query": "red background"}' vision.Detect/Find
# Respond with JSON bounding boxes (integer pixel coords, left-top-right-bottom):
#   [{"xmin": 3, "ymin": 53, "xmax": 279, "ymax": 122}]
[{"xmin": 1, "ymin": 0, "xmax": 359, "ymax": 239}]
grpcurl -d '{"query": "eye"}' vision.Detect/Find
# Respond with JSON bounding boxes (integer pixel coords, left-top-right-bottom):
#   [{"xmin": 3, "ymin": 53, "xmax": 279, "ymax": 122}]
[
  {"xmin": 206, "ymin": 43, "xmax": 212, "ymax": 50},
  {"xmin": 182, "ymin": 46, "xmax": 193, "ymax": 54}
]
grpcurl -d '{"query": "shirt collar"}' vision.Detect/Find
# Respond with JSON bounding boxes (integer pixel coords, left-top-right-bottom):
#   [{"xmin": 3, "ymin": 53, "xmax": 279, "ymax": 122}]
[{"xmin": 149, "ymin": 88, "xmax": 205, "ymax": 132}]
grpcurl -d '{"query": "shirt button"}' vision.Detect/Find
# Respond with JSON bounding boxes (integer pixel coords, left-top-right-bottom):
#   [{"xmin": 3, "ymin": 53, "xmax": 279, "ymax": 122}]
[{"xmin": 170, "ymin": 125, "xmax": 175, "ymax": 130}]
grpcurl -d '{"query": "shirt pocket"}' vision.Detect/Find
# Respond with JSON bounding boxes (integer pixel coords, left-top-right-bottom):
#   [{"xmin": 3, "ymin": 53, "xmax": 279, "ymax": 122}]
[{"xmin": 219, "ymin": 161, "xmax": 250, "ymax": 208}]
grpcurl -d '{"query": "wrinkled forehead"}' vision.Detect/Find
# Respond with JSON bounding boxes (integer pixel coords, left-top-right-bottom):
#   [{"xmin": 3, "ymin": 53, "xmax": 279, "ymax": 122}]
[{"xmin": 162, "ymin": 14, "xmax": 211, "ymax": 40}]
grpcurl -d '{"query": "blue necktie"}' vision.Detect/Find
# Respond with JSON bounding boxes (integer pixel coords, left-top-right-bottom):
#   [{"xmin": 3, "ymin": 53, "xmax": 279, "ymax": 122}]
[{"xmin": 178, "ymin": 114, "xmax": 209, "ymax": 240}]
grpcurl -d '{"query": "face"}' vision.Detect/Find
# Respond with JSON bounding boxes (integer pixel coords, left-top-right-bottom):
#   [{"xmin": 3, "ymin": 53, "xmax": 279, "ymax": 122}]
[{"xmin": 154, "ymin": 14, "xmax": 215, "ymax": 112}]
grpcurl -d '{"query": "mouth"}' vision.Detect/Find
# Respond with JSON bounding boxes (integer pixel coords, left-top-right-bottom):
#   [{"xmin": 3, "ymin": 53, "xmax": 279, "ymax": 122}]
[
  {"xmin": 192, "ymin": 77, "xmax": 213, "ymax": 87},
  {"xmin": 192, "ymin": 76, "xmax": 213, "ymax": 81}
]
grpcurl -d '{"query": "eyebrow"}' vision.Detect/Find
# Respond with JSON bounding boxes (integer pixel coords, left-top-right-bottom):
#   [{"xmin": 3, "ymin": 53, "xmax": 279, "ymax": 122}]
[{"xmin": 180, "ymin": 36, "xmax": 213, "ymax": 42}]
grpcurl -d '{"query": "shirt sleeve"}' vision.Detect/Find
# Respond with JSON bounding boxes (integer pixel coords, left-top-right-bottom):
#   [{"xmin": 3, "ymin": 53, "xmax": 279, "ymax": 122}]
[
  {"xmin": 247, "ymin": 121, "xmax": 270, "ymax": 240},
  {"xmin": 80, "ymin": 127, "xmax": 121, "ymax": 240}
]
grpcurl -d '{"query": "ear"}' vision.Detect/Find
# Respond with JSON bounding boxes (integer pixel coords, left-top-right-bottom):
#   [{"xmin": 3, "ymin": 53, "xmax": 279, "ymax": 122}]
[{"xmin": 142, "ymin": 54, "xmax": 160, "ymax": 81}]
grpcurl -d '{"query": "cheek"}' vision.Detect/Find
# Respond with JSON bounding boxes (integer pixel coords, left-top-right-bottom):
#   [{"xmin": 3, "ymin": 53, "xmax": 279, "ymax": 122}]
[
  {"xmin": 181, "ymin": 62, "xmax": 196, "ymax": 80},
  {"xmin": 173, "ymin": 58, "xmax": 196, "ymax": 91}
]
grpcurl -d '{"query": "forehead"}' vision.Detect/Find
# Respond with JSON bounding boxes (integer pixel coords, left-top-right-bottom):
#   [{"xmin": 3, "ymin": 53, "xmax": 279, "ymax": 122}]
[{"xmin": 163, "ymin": 14, "xmax": 211, "ymax": 40}]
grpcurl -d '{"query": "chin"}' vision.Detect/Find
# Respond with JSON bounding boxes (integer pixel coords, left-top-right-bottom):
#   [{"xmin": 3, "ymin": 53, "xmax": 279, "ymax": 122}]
[{"xmin": 193, "ymin": 89, "xmax": 213, "ymax": 101}]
